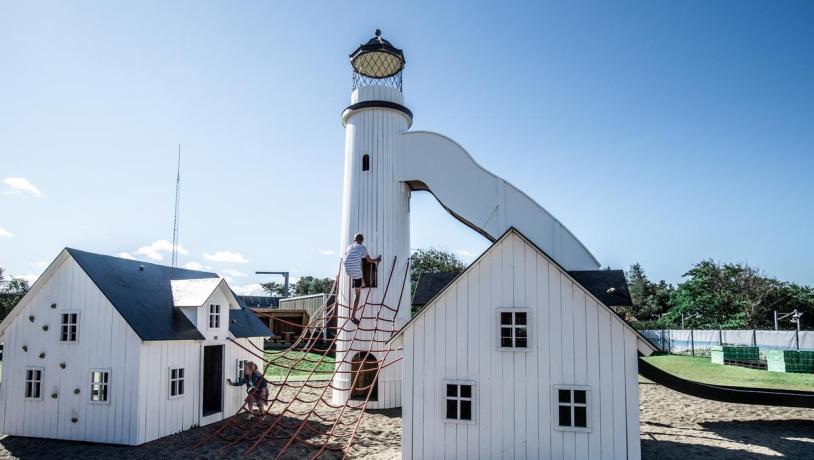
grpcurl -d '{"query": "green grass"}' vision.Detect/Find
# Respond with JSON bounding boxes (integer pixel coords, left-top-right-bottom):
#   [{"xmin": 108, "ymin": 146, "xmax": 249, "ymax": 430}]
[
  {"xmin": 642, "ymin": 354, "xmax": 814, "ymax": 392},
  {"xmin": 263, "ymin": 351, "xmax": 335, "ymax": 381}
]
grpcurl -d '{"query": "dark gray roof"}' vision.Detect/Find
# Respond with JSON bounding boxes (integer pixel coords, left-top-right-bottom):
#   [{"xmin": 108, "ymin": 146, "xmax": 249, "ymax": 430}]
[
  {"xmin": 411, "ymin": 269, "xmax": 632, "ymax": 309},
  {"xmin": 66, "ymin": 248, "xmax": 270, "ymax": 340},
  {"xmin": 239, "ymin": 295, "xmax": 280, "ymax": 309},
  {"xmin": 567, "ymin": 270, "xmax": 633, "ymax": 307},
  {"xmin": 412, "ymin": 272, "xmax": 460, "ymax": 307}
]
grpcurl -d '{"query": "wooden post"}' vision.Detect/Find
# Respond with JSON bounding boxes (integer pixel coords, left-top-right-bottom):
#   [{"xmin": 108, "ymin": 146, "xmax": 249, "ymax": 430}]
[{"xmin": 690, "ymin": 329, "xmax": 695, "ymax": 357}]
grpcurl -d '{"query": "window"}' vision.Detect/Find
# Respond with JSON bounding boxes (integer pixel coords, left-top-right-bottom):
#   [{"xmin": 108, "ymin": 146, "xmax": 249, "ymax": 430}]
[
  {"xmin": 169, "ymin": 368, "xmax": 185, "ymax": 398},
  {"xmin": 497, "ymin": 309, "xmax": 529, "ymax": 349},
  {"xmin": 60, "ymin": 312, "xmax": 79, "ymax": 342},
  {"xmin": 209, "ymin": 304, "xmax": 221, "ymax": 328},
  {"xmin": 555, "ymin": 386, "xmax": 590, "ymax": 431},
  {"xmin": 362, "ymin": 154, "xmax": 370, "ymax": 171},
  {"xmin": 236, "ymin": 359, "xmax": 247, "ymax": 381},
  {"xmin": 90, "ymin": 370, "xmax": 110, "ymax": 403},
  {"xmin": 24, "ymin": 368, "xmax": 43, "ymax": 400},
  {"xmin": 444, "ymin": 381, "xmax": 474, "ymax": 423},
  {"xmin": 362, "ymin": 259, "xmax": 378, "ymax": 288}
]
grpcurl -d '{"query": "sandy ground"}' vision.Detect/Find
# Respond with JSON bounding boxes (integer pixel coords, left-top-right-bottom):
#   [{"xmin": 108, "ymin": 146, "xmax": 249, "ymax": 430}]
[{"xmin": 1, "ymin": 382, "xmax": 812, "ymax": 459}]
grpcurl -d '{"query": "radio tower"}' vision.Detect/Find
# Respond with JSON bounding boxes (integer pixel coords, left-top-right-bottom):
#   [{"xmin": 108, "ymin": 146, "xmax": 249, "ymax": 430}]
[{"xmin": 171, "ymin": 144, "xmax": 181, "ymax": 267}]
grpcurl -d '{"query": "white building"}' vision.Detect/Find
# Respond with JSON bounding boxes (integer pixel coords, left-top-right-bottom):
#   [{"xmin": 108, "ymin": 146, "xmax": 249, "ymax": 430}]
[
  {"xmin": 0, "ymin": 248, "xmax": 269, "ymax": 445},
  {"xmin": 390, "ymin": 229, "xmax": 656, "ymax": 459}
]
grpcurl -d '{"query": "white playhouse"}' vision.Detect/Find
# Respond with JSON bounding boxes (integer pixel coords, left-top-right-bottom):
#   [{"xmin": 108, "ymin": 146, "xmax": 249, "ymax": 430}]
[
  {"xmin": 0, "ymin": 248, "xmax": 269, "ymax": 445},
  {"xmin": 390, "ymin": 229, "xmax": 656, "ymax": 459}
]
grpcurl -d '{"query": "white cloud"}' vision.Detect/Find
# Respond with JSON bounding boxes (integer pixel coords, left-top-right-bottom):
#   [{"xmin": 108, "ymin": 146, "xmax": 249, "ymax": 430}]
[
  {"xmin": 134, "ymin": 240, "xmax": 188, "ymax": 261},
  {"xmin": 231, "ymin": 283, "xmax": 266, "ymax": 296},
  {"xmin": 220, "ymin": 268, "xmax": 247, "ymax": 277},
  {"xmin": 0, "ymin": 228, "xmax": 13, "ymax": 238},
  {"xmin": 3, "ymin": 177, "xmax": 42, "ymax": 196},
  {"xmin": 203, "ymin": 250, "xmax": 248, "ymax": 264},
  {"xmin": 117, "ymin": 252, "xmax": 135, "ymax": 260},
  {"xmin": 183, "ymin": 261, "xmax": 205, "ymax": 270},
  {"xmin": 316, "ymin": 248, "xmax": 335, "ymax": 256}
]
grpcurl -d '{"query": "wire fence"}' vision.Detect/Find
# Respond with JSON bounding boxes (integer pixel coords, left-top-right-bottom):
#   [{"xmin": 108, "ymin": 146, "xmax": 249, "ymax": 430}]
[{"xmin": 642, "ymin": 329, "xmax": 814, "ymax": 356}]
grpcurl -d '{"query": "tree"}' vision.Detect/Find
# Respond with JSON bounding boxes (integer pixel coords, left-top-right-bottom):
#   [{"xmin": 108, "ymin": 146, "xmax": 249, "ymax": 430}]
[
  {"xmin": 622, "ymin": 263, "xmax": 674, "ymax": 324},
  {"xmin": 0, "ymin": 267, "xmax": 31, "ymax": 321},
  {"xmin": 260, "ymin": 281, "xmax": 289, "ymax": 298},
  {"xmin": 292, "ymin": 276, "xmax": 335, "ymax": 296},
  {"xmin": 409, "ymin": 248, "xmax": 466, "ymax": 295}
]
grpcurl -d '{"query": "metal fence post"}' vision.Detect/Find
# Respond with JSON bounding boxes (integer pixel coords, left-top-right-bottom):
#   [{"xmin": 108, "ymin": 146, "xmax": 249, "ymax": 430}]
[{"xmin": 690, "ymin": 329, "xmax": 695, "ymax": 357}]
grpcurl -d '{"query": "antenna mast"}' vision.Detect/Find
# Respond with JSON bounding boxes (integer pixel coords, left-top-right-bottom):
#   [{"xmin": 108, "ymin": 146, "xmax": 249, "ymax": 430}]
[{"xmin": 171, "ymin": 145, "xmax": 181, "ymax": 267}]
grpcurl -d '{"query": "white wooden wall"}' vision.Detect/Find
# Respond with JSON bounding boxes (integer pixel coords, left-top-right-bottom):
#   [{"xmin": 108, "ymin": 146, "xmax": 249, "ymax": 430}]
[
  {"xmin": 402, "ymin": 232, "xmax": 642, "ymax": 460},
  {"xmin": 0, "ymin": 255, "xmax": 142, "ymax": 445}
]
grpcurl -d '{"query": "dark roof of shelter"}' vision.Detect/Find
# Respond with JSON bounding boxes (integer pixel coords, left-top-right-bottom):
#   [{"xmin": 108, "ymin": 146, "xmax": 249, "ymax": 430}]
[
  {"xmin": 412, "ymin": 272, "xmax": 460, "ymax": 307},
  {"xmin": 66, "ymin": 248, "xmax": 270, "ymax": 340},
  {"xmin": 567, "ymin": 270, "xmax": 633, "ymax": 307},
  {"xmin": 411, "ymin": 269, "xmax": 632, "ymax": 309},
  {"xmin": 239, "ymin": 295, "xmax": 280, "ymax": 309}
]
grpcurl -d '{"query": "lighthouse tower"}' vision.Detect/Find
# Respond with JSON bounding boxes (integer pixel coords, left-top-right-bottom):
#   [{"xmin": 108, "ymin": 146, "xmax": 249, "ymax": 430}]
[{"xmin": 333, "ymin": 30, "xmax": 413, "ymax": 409}]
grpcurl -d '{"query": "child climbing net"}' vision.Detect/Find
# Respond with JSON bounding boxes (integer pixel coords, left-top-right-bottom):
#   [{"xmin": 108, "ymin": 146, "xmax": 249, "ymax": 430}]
[{"xmin": 193, "ymin": 257, "xmax": 409, "ymax": 459}]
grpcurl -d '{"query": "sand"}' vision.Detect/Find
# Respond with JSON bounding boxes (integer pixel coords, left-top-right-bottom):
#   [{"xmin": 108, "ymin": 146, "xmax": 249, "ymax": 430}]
[{"xmin": 1, "ymin": 382, "xmax": 812, "ymax": 459}]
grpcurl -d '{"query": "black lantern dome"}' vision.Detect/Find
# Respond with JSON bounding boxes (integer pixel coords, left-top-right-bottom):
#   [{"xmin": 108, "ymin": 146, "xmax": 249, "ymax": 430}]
[{"xmin": 350, "ymin": 29, "xmax": 405, "ymax": 91}]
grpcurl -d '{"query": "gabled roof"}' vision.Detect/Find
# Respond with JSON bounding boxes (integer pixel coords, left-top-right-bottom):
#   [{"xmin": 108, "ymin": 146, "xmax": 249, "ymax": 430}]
[
  {"xmin": 389, "ymin": 228, "xmax": 656, "ymax": 353},
  {"xmin": 66, "ymin": 248, "xmax": 269, "ymax": 340},
  {"xmin": 171, "ymin": 278, "xmax": 225, "ymax": 307},
  {"xmin": 412, "ymin": 271, "xmax": 460, "ymax": 307}
]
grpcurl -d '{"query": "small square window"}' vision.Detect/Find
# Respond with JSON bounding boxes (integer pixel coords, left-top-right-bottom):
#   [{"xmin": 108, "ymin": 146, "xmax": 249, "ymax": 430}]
[
  {"xmin": 60, "ymin": 312, "xmax": 79, "ymax": 342},
  {"xmin": 90, "ymin": 370, "xmax": 110, "ymax": 403},
  {"xmin": 444, "ymin": 381, "xmax": 475, "ymax": 423},
  {"xmin": 236, "ymin": 359, "xmax": 247, "ymax": 381},
  {"xmin": 209, "ymin": 304, "xmax": 221, "ymax": 329},
  {"xmin": 24, "ymin": 368, "xmax": 43, "ymax": 400},
  {"xmin": 169, "ymin": 367, "xmax": 185, "ymax": 398},
  {"xmin": 554, "ymin": 386, "xmax": 590, "ymax": 431},
  {"xmin": 496, "ymin": 309, "xmax": 529, "ymax": 350}
]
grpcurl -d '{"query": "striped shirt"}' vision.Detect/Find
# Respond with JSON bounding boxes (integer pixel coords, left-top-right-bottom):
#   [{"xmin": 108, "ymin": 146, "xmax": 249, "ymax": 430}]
[{"xmin": 343, "ymin": 243, "xmax": 369, "ymax": 279}]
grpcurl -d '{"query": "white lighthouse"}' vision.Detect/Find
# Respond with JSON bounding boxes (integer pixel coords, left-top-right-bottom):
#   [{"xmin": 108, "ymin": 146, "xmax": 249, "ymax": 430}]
[{"xmin": 333, "ymin": 30, "xmax": 413, "ymax": 409}]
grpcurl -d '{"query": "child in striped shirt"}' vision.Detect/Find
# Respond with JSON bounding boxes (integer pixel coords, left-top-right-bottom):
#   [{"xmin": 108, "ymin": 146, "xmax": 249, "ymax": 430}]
[{"xmin": 344, "ymin": 233, "xmax": 381, "ymax": 324}]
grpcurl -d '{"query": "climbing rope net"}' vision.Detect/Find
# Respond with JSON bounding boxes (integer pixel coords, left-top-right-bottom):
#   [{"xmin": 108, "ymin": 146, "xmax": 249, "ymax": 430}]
[{"xmin": 193, "ymin": 257, "xmax": 408, "ymax": 459}]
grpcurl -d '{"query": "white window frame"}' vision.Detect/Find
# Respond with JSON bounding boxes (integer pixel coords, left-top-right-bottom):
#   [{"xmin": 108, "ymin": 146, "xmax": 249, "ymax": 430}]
[
  {"xmin": 169, "ymin": 367, "xmax": 185, "ymax": 399},
  {"xmin": 553, "ymin": 385, "xmax": 591, "ymax": 432},
  {"xmin": 208, "ymin": 304, "xmax": 221, "ymax": 329},
  {"xmin": 24, "ymin": 367, "xmax": 44, "ymax": 401},
  {"xmin": 496, "ymin": 308, "xmax": 530, "ymax": 351},
  {"xmin": 89, "ymin": 369, "xmax": 111, "ymax": 404},
  {"xmin": 236, "ymin": 358, "xmax": 247, "ymax": 381},
  {"xmin": 442, "ymin": 379, "xmax": 476, "ymax": 424},
  {"xmin": 59, "ymin": 311, "xmax": 80, "ymax": 343}
]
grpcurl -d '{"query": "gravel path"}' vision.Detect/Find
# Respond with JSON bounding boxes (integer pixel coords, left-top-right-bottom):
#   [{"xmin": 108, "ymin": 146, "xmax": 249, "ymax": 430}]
[{"xmin": 1, "ymin": 383, "xmax": 812, "ymax": 459}]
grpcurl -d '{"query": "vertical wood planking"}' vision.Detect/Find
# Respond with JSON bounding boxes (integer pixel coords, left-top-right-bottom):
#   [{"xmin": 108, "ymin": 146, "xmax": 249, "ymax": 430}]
[
  {"xmin": 624, "ymin": 331, "xmax": 641, "ymax": 460},
  {"xmin": 573, "ymin": 287, "xmax": 588, "ymax": 460},
  {"xmin": 537, "ymin": 255, "xmax": 552, "ymax": 459},
  {"xmin": 597, "ymin": 309, "xmax": 614, "ymax": 459},
  {"xmin": 548, "ymin": 261, "xmax": 563, "ymax": 459},
  {"xmin": 524, "ymin": 239, "xmax": 539, "ymax": 459},
  {"xmin": 513, "ymin": 236, "xmax": 527, "ymax": 459},
  {"xmin": 585, "ymin": 300, "xmax": 602, "ymax": 459},
  {"xmin": 610, "ymin": 319, "xmax": 627, "ymax": 460}
]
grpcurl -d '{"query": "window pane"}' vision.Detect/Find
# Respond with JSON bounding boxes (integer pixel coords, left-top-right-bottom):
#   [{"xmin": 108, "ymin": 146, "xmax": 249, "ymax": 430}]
[
  {"xmin": 558, "ymin": 405, "xmax": 571, "ymax": 427},
  {"xmin": 26, "ymin": 369, "xmax": 32, "ymax": 380},
  {"xmin": 446, "ymin": 384, "xmax": 457, "ymax": 397},
  {"xmin": 460, "ymin": 385, "xmax": 472, "ymax": 398},
  {"xmin": 34, "ymin": 384, "xmax": 41, "ymax": 399},
  {"xmin": 178, "ymin": 379, "xmax": 184, "ymax": 395},
  {"xmin": 574, "ymin": 390, "xmax": 586, "ymax": 404},
  {"xmin": 558, "ymin": 389, "xmax": 571, "ymax": 403},
  {"xmin": 460, "ymin": 400, "xmax": 472, "ymax": 420},
  {"xmin": 25, "ymin": 382, "xmax": 32, "ymax": 398},
  {"xmin": 34, "ymin": 370, "xmax": 41, "ymax": 380},
  {"xmin": 516, "ymin": 327, "xmax": 527, "ymax": 338},
  {"xmin": 70, "ymin": 330, "xmax": 77, "ymax": 341},
  {"xmin": 446, "ymin": 400, "xmax": 457, "ymax": 419},
  {"xmin": 501, "ymin": 337, "xmax": 513, "ymax": 347},
  {"xmin": 574, "ymin": 406, "xmax": 587, "ymax": 427},
  {"xmin": 179, "ymin": 368, "xmax": 184, "ymax": 379},
  {"xmin": 71, "ymin": 313, "xmax": 77, "ymax": 323},
  {"xmin": 515, "ymin": 312, "xmax": 527, "ymax": 325},
  {"xmin": 515, "ymin": 338, "xmax": 528, "ymax": 348},
  {"xmin": 103, "ymin": 372, "xmax": 109, "ymax": 383},
  {"xmin": 500, "ymin": 312, "xmax": 512, "ymax": 325},
  {"xmin": 101, "ymin": 385, "xmax": 108, "ymax": 401}
]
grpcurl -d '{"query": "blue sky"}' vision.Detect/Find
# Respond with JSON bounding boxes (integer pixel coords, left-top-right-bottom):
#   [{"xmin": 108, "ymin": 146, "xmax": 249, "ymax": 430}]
[{"xmin": 1, "ymin": 1, "xmax": 812, "ymax": 294}]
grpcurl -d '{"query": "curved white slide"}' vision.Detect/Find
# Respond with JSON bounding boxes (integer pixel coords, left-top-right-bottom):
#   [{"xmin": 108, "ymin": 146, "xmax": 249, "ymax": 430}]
[{"xmin": 400, "ymin": 130, "xmax": 600, "ymax": 271}]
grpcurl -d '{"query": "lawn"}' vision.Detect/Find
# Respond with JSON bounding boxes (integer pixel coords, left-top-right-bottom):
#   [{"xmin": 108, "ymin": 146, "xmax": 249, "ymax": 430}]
[
  {"xmin": 263, "ymin": 351, "xmax": 335, "ymax": 381},
  {"xmin": 642, "ymin": 354, "xmax": 814, "ymax": 392}
]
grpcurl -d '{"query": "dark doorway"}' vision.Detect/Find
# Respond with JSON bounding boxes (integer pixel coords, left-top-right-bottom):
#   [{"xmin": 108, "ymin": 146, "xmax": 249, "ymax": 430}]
[
  {"xmin": 203, "ymin": 345, "xmax": 223, "ymax": 416},
  {"xmin": 350, "ymin": 352, "xmax": 378, "ymax": 401}
]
